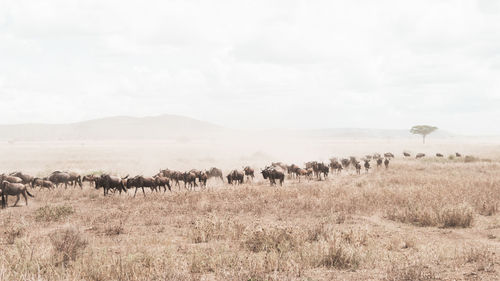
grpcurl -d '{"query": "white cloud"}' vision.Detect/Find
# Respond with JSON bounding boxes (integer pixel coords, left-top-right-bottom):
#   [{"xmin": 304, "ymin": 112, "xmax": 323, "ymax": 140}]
[{"xmin": 0, "ymin": 0, "xmax": 499, "ymax": 135}]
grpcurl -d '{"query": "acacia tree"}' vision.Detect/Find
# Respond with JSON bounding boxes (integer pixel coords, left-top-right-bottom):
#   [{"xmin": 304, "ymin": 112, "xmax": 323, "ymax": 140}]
[{"xmin": 410, "ymin": 125, "xmax": 438, "ymax": 144}]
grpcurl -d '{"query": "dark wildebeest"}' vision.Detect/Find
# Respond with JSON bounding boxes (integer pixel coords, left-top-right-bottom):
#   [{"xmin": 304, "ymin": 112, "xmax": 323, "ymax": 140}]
[
  {"xmin": 354, "ymin": 162, "xmax": 361, "ymax": 175},
  {"xmin": 261, "ymin": 167, "xmax": 285, "ymax": 186},
  {"xmin": 384, "ymin": 158, "xmax": 390, "ymax": 169},
  {"xmin": 376, "ymin": 158, "xmax": 383, "ymax": 167},
  {"xmin": 305, "ymin": 161, "xmax": 318, "ymax": 178},
  {"xmin": 295, "ymin": 168, "xmax": 310, "ymax": 182},
  {"xmin": 329, "ymin": 161, "xmax": 342, "ymax": 174},
  {"xmin": 1, "ymin": 181, "xmax": 34, "ymax": 207},
  {"xmin": 0, "ymin": 174, "xmax": 23, "ymax": 184},
  {"xmin": 316, "ymin": 163, "xmax": 329, "ymax": 180},
  {"xmin": 416, "ymin": 153, "xmax": 426, "ymax": 159},
  {"xmin": 48, "ymin": 171, "xmax": 71, "ymax": 188},
  {"xmin": 403, "ymin": 152, "xmax": 411, "ymax": 157},
  {"xmin": 197, "ymin": 171, "xmax": 208, "ymax": 188},
  {"xmin": 207, "ymin": 167, "xmax": 224, "ymax": 182},
  {"xmin": 183, "ymin": 171, "xmax": 198, "ymax": 190},
  {"xmin": 9, "ymin": 172, "xmax": 33, "ymax": 186},
  {"xmin": 456, "ymin": 152, "xmax": 462, "ymax": 157},
  {"xmin": 65, "ymin": 172, "xmax": 82, "ymax": 189},
  {"xmin": 243, "ymin": 166, "xmax": 255, "ymax": 182},
  {"xmin": 97, "ymin": 174, "xmax": 127, "ymax": 196},
  {"xmin": 154, "ymin": 176, "xmax": 172, "ymax": 192},
  {"xmin": 126, "ymin": 175, "xmax": 157, "ymax": 197},
  {"xmin": 364, "ymin": 160, "xmax": 370, "ymax": 173},
  {"xmin": 384, "ymin": 152, "xmax": 395, "ymax": 159},
  {"xmin": 169, "ymin": 171, "xmax": 184, "ymax": 189},
  {"xmin": 436, "ymin": 153, "xmax": 444, "ymax": 157},
  {"xmin": 31, "ymin": 178, "xmax": 55, "ymax": 190},
  {"xmin": 227, "ymin": 170, "xmax": 244, "ymax": 185}
]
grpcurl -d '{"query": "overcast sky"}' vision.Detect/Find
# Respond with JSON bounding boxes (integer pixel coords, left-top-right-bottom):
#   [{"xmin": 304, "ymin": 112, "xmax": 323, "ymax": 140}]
[{"xmin": 0, "ymin": 0, "xmax": 499, "ymax": 135}]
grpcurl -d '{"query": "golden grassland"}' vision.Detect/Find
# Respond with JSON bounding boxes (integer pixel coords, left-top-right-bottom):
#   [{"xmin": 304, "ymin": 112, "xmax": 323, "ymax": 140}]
[{"xmin": 1, "ymin": 157, "xmax": 500, "ymax": 280}]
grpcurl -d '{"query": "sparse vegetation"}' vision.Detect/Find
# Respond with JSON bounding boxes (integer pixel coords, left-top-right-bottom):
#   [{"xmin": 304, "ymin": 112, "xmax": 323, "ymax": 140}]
[
  {"xmin": 1, "ymin": 150, "xmax": 499, "ymax": 280},
  {"xmin": 35, "ymin": 204, "xmax": 74, "ymax": 222}
]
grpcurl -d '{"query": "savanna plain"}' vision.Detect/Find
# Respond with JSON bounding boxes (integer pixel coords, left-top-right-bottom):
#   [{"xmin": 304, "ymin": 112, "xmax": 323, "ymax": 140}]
[{"xmin": 1, "ymin": 137, "xmax": 499, "ymax": 281}]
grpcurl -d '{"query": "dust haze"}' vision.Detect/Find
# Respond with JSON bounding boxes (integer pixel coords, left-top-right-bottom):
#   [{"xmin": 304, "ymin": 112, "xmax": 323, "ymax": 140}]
[{"xmin": 0, "ymin": 114, "xmax": 498, "ymax": 175}]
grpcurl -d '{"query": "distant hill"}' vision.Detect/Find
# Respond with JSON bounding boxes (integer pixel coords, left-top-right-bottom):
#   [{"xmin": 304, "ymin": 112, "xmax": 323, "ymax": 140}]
[
  {"xmin": 0, "ymin": 114, "xmax": 455, "ymax": 141},
  {"xmin": 0, "ymin": 114, "xmax": 226, "ymax": 141}
]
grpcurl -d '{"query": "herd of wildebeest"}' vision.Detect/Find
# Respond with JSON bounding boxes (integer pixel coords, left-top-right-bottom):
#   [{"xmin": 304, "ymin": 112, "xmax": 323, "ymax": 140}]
[{"xmin": 0, "ymin": 151, "xmax": 466, "ymax": 208}]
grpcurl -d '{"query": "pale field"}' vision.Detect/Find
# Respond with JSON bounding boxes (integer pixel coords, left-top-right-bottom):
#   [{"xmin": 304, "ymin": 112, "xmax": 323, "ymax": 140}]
[{"xmin": 0, "ymin": 138, "xmax": 499, "ymax": 280}]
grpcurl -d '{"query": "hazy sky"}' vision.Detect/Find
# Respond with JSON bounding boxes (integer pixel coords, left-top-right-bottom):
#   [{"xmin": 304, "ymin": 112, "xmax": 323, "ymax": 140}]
[{"xmin": 1, "ymin": 0, "xmax": 499, "ymax": 135}]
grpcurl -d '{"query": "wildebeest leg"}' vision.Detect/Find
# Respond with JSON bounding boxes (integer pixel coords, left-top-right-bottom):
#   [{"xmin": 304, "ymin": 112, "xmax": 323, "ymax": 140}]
[
  {"xmin": 133, "ymin": 187, "xmax": 139, "ymax": 197},
  {"xmin": 167, "ymin": 181, "xmax": 171, "ymax": 192},
  {"xmin": 13, "ymin": 194, "xmax": 20, "ymax": 207},
  {"xmin": 22, "ymin": 191, "xmax": 28, "ymax": 205},
  {"xmin": 142, "ymin": 187, "xmax": 146, "ymax": 197}
]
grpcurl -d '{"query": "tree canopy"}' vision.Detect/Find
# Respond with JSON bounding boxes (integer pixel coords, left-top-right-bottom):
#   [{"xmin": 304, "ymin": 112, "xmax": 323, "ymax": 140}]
[{"xmin": 410, "ymin": 125, "xmax": 438, "ymax": 144}]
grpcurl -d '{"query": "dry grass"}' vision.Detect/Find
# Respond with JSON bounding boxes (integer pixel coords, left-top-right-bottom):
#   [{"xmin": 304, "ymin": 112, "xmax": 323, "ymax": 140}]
[{"xmin": 1, "ymin": 153, "xmax": 500, "ymax": 280}]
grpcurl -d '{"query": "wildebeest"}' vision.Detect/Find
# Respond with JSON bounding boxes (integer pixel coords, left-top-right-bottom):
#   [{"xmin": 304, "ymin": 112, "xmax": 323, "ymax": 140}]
[
  {"xmin": 341, "ymin": 158, "xmax": 351, "ymax": 170},
  {"xmin": 384, "ymin": 152, "xmax": 395, "ymax": 159},
  {"xmin": 127, "ymin": 175, "xmax": 157, "ymax": 197},
  {"xmin": 455, "ymin": 152, "xmax": 462, "ymax": 157},
  {"xmin": 9, "ymin": 172, "xmax": 33, "ymax": 186},
  {"xmin": 416, "ymin": 153, "xmax": 426, "ymax": 159},
  {"xmin": 403, "ymin": 152, "xmax": 411, "ymax": 157},
  {"xmin": 183, "ymin": 171, "xmax": 199, "ymax": 190},
  {"xmin": 1, "ymin": 181, "xmax": 34, "ymax": 207},
  {"xmin": 97, "ymin": 174, "xmax": 127, "ymax": 196},
  {"xmin": 294, "ymin": 168, "xmax": 311, "ymax": 182},
  {"xmin": 436, "ymin": 153, "xmax": 444, "ymax": 157},
  {"xmin": 197, "ymin": 171, "xmax": 208, "ymax": 188},
  {"xmin": 329, "ymin": 161, "xmax": 342, "ymax": 174},
  {"xmin": 82, "ymin": 174, "xmax": 97, "ymax": 187},
  {"xmin": 384, "ymin": 158, "xmax": 390, "ymax": 169},
  {"xmin": 243, "ymin": 166, "xmax": 255, "ymax": 182},
  {"xmin": 154, "ymin": 176, "xmax": 172, "ymax": 192},
  {"xmin": 169, "ymin": 171, "xmax": 185, "ymax": 188},
  {"xmin": 48, "ymin": 171, "xmax": 71, "ymax": 188},
  {"xmin": 376, "ymin": 158, "xmax": 383, "ymax": 167},
  {"xmin": 354, "ymin": 162, "xmax": 361, "ymax": 175},
  {"xmin": 0, "ymin": 174, "xmax": 23, "ymax": 184},
  {"xmin": 364, "ymin": 160, "xmax": 370, "ymax": 173},
  {"xmin": 227, "ymin": 170, "xmax": 244, "ymax": 185},
  {"xmin": 207, "ymin": 167, "xmax": 224, "ymax": 182},
  {"xmin": 271, "ymin": 162, "xmax": 287, "ymax": 171},
  {"xmin": 32, "ymin": 178, "xmax": 55, "ymax": 189},
  {"xmin": 316, "ymin": 162, "xmax": 329, "ymax": 180},
  {"xmin": 261, "ymin": 167, "xmax": 284, "ymax": 186}
]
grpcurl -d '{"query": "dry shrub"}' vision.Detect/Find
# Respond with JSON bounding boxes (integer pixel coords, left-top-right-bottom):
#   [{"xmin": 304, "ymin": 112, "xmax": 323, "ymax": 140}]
[
  {"xmin": 35, "ymin": 204, "xmax": 74, "ymax": 222},
  {"xmin": 4, "ymin": 225, "xmax": 24, "ymax": 245},
  {"xmin": 317, "ymin": 240, "xmax": 361, "ymax": 270},
  {"xmin": 386, "ymin": 205, "xmax": 437, "ymax": 227},
  {"xmin": 243, "ymin": 228, "xmax": 298, "ymax": 253},
  {"xmin": 464, "ymin": 155, "xmax": 479, "ymax": 163},
  {"xmin": 385, "ymin": 261, "xmax": 436, "ymax": 281},
  {"xmin": 386, "ymin": 203, "xmax": 473, "ymax": 228},
  {"xmin": 50, "ymin": 226, "xmax": 87, "ymax": 265},
  {"xmin": 439, "ymin": 204, "xmax": 473, "ymax": 228}
]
